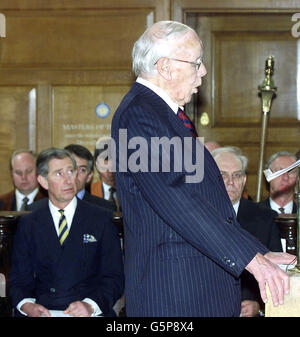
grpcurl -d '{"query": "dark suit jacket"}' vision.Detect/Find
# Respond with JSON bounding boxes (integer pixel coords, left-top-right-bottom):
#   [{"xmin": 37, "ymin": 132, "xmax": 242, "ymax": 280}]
[
  {"xmin": 0, "ymin": 189, "xmax": 47, "ymax": 211},
  {"xmin": 9, "ymin": 198, "xmax": 124, "ymax": 316},
  {"xmin": 83, "ymin": 190, "xmax": 116, "ymax": 211},
  {"xmin": 259, "ymin": 198, "xmax": 297, "ymax": 214},
  {"xmin": 111, "ymin": 82, "xmax": 269, "ymax": 317},
  {"xmin": 237, "ymin": 198, "xmax": 282, "ymax": 305}
]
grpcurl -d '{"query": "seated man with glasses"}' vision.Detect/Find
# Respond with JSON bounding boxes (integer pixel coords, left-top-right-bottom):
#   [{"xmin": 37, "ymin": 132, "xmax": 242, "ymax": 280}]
[
  {"xmin": 212, "ymin": 146, "xmax": 282, "ymax": 317},
  {"xmin": 258, "ymin": 151, "xmax": 298, "ymax": 215}
]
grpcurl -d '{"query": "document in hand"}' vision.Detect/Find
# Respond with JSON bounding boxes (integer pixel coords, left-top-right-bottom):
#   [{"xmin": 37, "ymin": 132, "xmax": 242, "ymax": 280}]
[{"xmin": 264, "ymin": 159, "xmax": 300, "ymax": 182}]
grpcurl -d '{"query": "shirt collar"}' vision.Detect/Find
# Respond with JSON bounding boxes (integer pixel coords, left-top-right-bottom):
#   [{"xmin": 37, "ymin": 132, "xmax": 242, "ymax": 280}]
[
  {"xmin": 270, "ymin": 198, "xmax": 294, "ymax": 214},
  {"xmin": 49, "ymin": 196, "xmax": 77, "ymax": 215},
  {"xmin": 136, "ymin": 77, "xmax": 182, "ymax": 114},
  {"xmin": 76, "ymin": 189, "xmax": 85, "ymax": 200},
  {"xmin": 232, "ymin": 200, "xmax": 240, "ymax": 215},
  {"xmin": 15, "ymin": 187, "xmax": 39, "ymax": 204}
]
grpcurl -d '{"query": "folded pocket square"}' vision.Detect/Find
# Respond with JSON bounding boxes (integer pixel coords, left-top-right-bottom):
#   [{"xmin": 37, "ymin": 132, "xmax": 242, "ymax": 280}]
[{"xmin": 83, "ymin": 234, "xmax": 97, "ymax": 243}]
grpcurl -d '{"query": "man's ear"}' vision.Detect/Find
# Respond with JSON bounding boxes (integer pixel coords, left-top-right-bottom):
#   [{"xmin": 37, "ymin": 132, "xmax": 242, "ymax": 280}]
[
  {"xmin": 86, "ymin": 171, "xmax": 94, "ymax": 185},
  {"xmin": 156, "ymin": 57, "xmax": 172, "ymax": 80},
  {"xmin": 37, "ymin": 175, "xmax": 49, "ymax": 191}
]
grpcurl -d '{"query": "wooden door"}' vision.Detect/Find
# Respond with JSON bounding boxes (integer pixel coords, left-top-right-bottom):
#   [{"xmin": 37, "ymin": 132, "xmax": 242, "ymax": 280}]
[{"xmin": 174, "ymin": 2, "xmax": 300, "ymax": 199}]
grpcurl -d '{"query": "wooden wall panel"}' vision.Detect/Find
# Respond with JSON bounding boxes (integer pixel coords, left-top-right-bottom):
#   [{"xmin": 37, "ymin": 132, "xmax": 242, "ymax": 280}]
[
  {"xmin": 0, "ymin": 0, "xmax": 170, "ymax": 195},
  {"xmin": 213, "ymin": 20, "xmax": 298, "ymax": 126},
  {"xmin": 0, "ymin": 86, "xmax": 35, "ymax": 194},
  {"xmin": 2, "ymin": 9, "xmax": 151, "ymax": 69},
  {"xmin": 52, "ymin": 85, "xmax": 131, "ymax": 151},
  {"xmin": 172, "ymin": 1, "xmax": 300, "ymax": 200}
]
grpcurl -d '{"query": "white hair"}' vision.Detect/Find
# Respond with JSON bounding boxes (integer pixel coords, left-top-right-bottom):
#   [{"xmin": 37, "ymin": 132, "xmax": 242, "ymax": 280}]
[
  {"xmin": 211, "ymin": 146, "xmax": 248, "ymax": 173},
  {"xmin": 132, "ymin": 21, "xmax": 195, "ymax": 77},
  {"xmin": 265, "ymin": 151, "xmax": 297, "ymax": 170}
]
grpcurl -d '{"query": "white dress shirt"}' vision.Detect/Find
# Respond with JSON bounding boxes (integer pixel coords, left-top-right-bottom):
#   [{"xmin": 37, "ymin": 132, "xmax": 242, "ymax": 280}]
[
  {"xmin": 102, "ymin": 181, "xmax": 117, "ymax": 201},
  {"xmin": 232, "ymin": 201, "xmax": 240, "ymax": 215},
  {"xmin": 15, "ymin": 188, "xmax": 38, "ymax": 211},
  {"xmin": 269, "ymin": 198, "xmax": 293, "ymax": 253},
  {"xmin": 136, "ymin": 77, "xmax": 182, "ymax": 114},
  {"xmin": 269, "ymin": 198, "xmax": 294, "ymax": 214}
]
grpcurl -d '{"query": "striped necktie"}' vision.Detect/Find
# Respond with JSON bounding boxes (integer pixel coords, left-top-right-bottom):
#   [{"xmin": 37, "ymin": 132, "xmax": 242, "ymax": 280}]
[
  {"xmin": 58, "ymin": 209, "xmax": 69, "ymax": 245},
  {"xmin": 20, "ymin": 196, "xmax": 29, "ymax": 211},
  {"xmin": 177, "ymin": 108, "xmax": 198, "ymax": 138},
  {"xmin": 279, "ymin": 207, "xmax": 285, "ymax": 214}
]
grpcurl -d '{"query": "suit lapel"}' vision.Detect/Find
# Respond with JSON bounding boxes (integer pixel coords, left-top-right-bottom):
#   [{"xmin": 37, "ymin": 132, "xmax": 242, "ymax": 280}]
[
  {"xmin": 293, "ymin": 201, "xmax": 297, "ymax": 213},
  {"xmin": 136, "ymin": 83, "xmax": 230, "ymax": 206},
  {"xmin": 56, "ymin": 202, "xmax": 85, "ymax": 271},
  {"xmin": 35, "ymin": 204, "xmax": 62, "ymax": 266},
  {"xmin": 63, "ymin": 204, "xmax": 84, "ymax": 249},
  {"xmin": 166, "ymin": 100, "xmax": 228, "ymax": 199},
  {"xmin": 11, "ymin": 194, "xmax": 17, "ymax": 211},
  {"xmin": 238, "ymin": 198, "xmax": 260, "ymax": 238}
]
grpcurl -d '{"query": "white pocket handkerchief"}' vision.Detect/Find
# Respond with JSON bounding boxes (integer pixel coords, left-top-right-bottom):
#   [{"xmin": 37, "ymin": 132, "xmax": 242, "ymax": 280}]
[{"xmin": 83, "ymin": 234, "xmax": 97, "ymax": 243}]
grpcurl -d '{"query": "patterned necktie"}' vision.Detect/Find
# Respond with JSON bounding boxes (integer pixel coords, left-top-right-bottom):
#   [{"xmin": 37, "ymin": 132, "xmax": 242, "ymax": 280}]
[
  {"xmin": 279, "ymin": 207, "xmax": 285, "ymax": 214},
  {"xmin": 177, "ymin": 108, "xmax": 198, "ymax": 138},
  {"xmin": 20, "ymin": 196, "xmax": 29, "ymax": 211},
  {"xmin": 58, "ymin": 209, "xmax": 69, "ymax": 245}
]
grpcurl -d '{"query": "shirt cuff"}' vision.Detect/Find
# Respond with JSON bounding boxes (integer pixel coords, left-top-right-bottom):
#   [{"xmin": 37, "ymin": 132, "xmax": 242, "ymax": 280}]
[
  {"xmin": 17, "ymin": 298, "xmax": 36, "ymax": 316},
  {"xmin": 82, "ymin": 298, "xmax": 103, "ymax": 317}
]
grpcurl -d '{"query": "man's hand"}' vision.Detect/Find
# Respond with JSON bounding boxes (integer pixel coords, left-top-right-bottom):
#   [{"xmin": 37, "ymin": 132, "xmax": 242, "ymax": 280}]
[
  {"xmin": 64, "ymin": 301, "xmax": 93, "ymax": 317},
  {"xmin": 245, "ymin": 252, "xmax": 296, "ymax": 307},
  {"xmin": 21, "ymin": 302, "xmax": 51, "ymax": 317},
  {"xmin": 241, "ymin": 300, "xmax": 260, "ymax": 317}
]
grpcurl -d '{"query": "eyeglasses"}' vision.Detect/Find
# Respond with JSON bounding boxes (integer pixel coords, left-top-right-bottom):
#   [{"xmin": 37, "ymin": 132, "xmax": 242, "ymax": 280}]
[
  {"xmin": 168, "ymin": 57, "xmax": 203, "ymax": 70},
  {"xmin": 220, "ymin": 171, "xmax": 245, "ymax": 183}
]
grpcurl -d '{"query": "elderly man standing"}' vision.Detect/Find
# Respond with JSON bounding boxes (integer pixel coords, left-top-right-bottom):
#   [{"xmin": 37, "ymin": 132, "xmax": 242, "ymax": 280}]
[
  {"xmin": 9, "ymin": 148, "xmax": 124, "ymax": 317},
  {"xmin": 0, "ymin": 150, "xmax": 47, "ymax": 211},
  {"xmin": 212, "ymin": 146, "xmax": 283, "ymax": 317},
  {"xmin": 111, "ymin": 20, "xmax": 294, "ymax": 317}
]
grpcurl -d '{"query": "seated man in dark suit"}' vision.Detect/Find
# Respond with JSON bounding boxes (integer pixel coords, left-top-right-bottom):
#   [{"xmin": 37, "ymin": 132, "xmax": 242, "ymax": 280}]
[
  {"xmin": 9, "ymin": 147, "xmax": 124, "ymax": 317},
  {"xmin": 0, "ymin": 149, "xmax": 47, "ymax": 211},
  {"xmin": 64, "ymin": 144, "xmax": 115, "ymax": 211},
  {"xmin": 259, "ymin": 151, "xmax": 298, "ymax": 215},
  {"xmin": 212, "ymin": 146, "xmax": 282, "ymax": 317}
]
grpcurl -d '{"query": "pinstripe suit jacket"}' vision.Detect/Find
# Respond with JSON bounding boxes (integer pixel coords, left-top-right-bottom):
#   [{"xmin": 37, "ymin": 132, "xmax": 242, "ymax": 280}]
[{"xmin": 111, "ymin": 82, "xmax": 269, "ymax": 317}]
